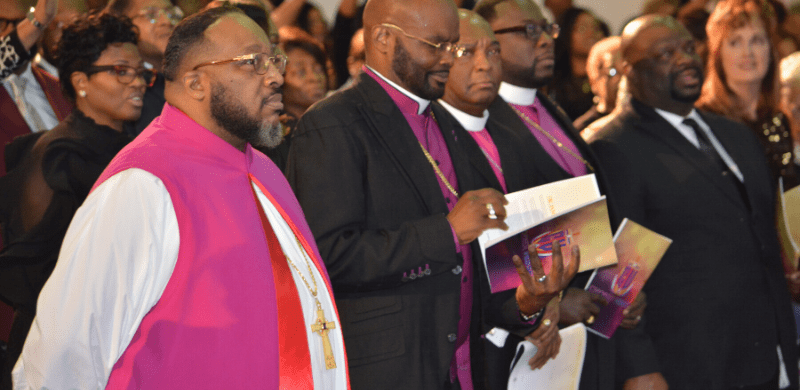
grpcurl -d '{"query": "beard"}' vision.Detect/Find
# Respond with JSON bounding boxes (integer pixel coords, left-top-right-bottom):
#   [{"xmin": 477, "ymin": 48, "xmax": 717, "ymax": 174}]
[
  {"xmin": 210, "ymin": 82, "xmax": 283, "ymax": 149},
  {"xmin": 669, "ymin": 65, "xmax": 704, "ymax": 103},
  {"xmin": 391, "ymin": 40, "xmax": 447, "ymax": 100}
]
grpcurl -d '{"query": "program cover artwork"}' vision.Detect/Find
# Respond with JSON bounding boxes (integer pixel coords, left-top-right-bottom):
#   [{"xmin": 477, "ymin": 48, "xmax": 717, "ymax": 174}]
[
  {"xmin": 584, "ymin": 219, "xmax": 672, "ymax": 338},
  {"xmin": 484, "ymin": 197, "xmax": 616, "ymax": 294}
]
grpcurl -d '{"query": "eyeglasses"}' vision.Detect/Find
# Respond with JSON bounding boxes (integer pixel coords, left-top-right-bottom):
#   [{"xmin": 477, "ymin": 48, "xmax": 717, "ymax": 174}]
[
  {"xmin": 86, "ymin": 65, "xmax": 157, "ymax": 87},
  {"xmin": 381, "ymin": 23, "xmax": 457, "ymax": 55},
  {"xmin": 454, "ymin": 43, "xmax": 501, "ymax": 59},
  {"xmin": 193, "ymin": 52, "xmax": 287, "ymax": 75},
  {"xmin": 135, "ymin": 5, "xmax": 184, "ymax": 26},
  {"xmin": 493, "ymin": 22, "xmax": 560, "ymax": 40}
]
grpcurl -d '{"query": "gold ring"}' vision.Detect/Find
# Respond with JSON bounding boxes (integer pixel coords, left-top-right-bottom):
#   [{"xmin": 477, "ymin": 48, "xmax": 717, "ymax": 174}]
[
  {"xmin": 586, "ymin": 315, "xmax": 595, "ymax": 325},
  {"xmin": 542, "ymin": 319, "xmax": 551, "ymax": 327},
  {"xmin": 486, "ymin": 203, "xmax": 497, "ymax": 219}
]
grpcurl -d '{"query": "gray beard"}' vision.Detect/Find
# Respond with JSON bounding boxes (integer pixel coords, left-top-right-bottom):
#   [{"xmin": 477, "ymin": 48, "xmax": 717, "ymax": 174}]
[{"xmin": 210, "ymin": 82, "xmax": 284, "ymax": 149}]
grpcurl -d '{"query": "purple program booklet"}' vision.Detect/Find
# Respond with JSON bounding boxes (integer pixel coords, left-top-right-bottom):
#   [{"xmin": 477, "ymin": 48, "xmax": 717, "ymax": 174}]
[
  {"xmin": 584, "ymin": 219, "xmax": 672, "ymax": 338},
  {"xmin": 483, "ymin": 197, "xmax": 617, "ymax": 294}
]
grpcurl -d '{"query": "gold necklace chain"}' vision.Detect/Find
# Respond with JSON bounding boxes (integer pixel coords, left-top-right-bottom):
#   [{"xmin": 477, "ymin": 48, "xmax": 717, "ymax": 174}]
[
  {"xmin": 511, "ymin": 106, "xmax": 595, "ymax": 172},
  {"xmin": 417, "ymin": 110, "xmax": 460, "ymax": 198},
  {"xmin": 284, "ymin": 237, "xmax": 319, "ymax": 301},
  {"xmin": 475, "ymin": 135, "xmax": 504, "ymax": 174}
]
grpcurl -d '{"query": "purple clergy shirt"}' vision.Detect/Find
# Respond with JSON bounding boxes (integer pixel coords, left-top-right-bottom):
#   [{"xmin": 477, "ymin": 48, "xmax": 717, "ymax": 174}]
[
  {"xmin": 365, "ymin": 67, "xmax": 474, "ymax": 389},
  {"xmin": 511, "ymin": 98, "xmax": 588, "ymax": 177}
]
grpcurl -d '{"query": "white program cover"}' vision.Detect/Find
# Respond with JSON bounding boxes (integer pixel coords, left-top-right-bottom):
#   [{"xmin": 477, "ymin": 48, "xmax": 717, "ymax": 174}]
[{"xmin": 507, "ymin": 323, "xmax": 587, "ymax": 390}]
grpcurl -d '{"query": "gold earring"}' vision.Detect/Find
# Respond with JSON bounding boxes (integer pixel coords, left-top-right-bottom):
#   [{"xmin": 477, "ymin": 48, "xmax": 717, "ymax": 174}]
[{"xmin": 79, "ymin": 90, "xmax": 86, "ymax": 97}]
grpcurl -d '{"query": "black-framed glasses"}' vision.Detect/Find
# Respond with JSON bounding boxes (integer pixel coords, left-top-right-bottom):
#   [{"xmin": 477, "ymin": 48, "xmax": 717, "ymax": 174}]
[
  {"xmin": 493, "ymin": 22, "xmax": 560, "ymax": 40},
  {"xmin": 135, "ymin": 5, "xmax": 184, "ymax": 26},
  {"xmin": 193, "ymin": 53, "xmax": 287, "ymax": 75},
  {"xmin": 381, "ymin": 23, "xmax": 457, "ymax": 55},
  {"xmin": 86, "ymin": 65, "xmax": 157, "ymax": 87}
]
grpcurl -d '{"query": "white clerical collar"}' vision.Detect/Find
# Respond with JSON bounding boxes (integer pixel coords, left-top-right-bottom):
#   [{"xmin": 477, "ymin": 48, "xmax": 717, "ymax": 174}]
[
  {"xmin": 498, "ymin": 82, "xmax": 537, "ymax": 106},
  {"xmin": 437, "ymin": 100, "xmax": 489, "ymax": 132},
  {"xmin": 366, "ymin": 65, "xmax": 430, "ymax": 114}
]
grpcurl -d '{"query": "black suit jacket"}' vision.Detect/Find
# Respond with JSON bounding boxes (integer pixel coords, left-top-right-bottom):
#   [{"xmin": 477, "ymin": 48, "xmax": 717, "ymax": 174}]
[
  {"xmin": 286, "ymin": 72, "xmax": 537, "ymax": 390},
  {"xmin": 588, "ymin": 99, "xmax": 799, "ymax": 389},
  {"xmin": 499, "ymin": 92, "xmax": 661, "ymax": 389}
]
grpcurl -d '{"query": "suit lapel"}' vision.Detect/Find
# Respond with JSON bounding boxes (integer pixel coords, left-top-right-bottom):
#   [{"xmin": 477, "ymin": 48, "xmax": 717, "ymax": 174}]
[
  {"xmin": 491, "ymin": 98, "xmax": 572, "ymax": 184},
  {"xmin": 31, "ymin": 66, "xmax": 72, "ymax": 121},
  {"xmin": 354, "ymin": 74, "xmax": 451, "ymax": 214},
  {"xmin": 536, "ymin": 91, "xmax": 599, "ymax": 172},
  {"xmin": 699, "ymin": 112, "xmax": 761, "ymax": 205},
  {"xmin": 628, "ymin": 100, "xmax": 748, "ymax": 210}
]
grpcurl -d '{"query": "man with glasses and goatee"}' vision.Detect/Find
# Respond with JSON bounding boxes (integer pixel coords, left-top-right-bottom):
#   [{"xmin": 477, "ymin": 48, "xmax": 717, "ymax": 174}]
[
  {"xmin": 286, "ymin": 0, "xmax": 578, "ymax": 388},
  {"xmin": 474, "ymin": 0, "xmax": 666, "ymax": 389},
  {"xmin": 14, "ymin": 7, "xmax": 350, "ymax": 389}
]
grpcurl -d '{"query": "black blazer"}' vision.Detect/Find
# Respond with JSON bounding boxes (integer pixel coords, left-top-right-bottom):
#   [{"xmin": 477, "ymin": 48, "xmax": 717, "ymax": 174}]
[
  {"xmin": 286, "ymin": 72, "xmax": 537, "ymax": 390},
  {"xmin": 463, "ymin": 96, "xmax": 650, "ymax": 389},
  {"xmin": 588, "ymin": 99, "xmax": 799, "ymax": 389}
]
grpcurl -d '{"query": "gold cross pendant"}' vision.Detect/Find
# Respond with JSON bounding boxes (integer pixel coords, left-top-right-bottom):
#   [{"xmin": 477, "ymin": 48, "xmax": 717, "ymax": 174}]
[{"xmin": 310, "ymin": 303, "xmax": 337, "ymax": 369}]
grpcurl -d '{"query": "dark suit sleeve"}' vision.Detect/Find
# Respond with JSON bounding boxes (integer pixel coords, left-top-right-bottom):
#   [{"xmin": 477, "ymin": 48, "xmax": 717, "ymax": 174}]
[
  {"xmin": 590, "ymin": 137, "xmax": 662, "ymax": 381},
  {"xmin": 589, "ymin": 138, "xmax": 646, "ymax": 227},
  {"xmin": 286, "ymin": 110, "xmax": 459, "ymax": 293}
]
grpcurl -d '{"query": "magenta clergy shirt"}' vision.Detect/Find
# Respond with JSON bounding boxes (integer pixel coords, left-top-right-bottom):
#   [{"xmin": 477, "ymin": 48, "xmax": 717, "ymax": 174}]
[
  {"xmin": 365, "ymin": 67, "xmax": 474, "ymax": 390},
  {"xmin": 511, "ymin": 99, "xmax": 587, "ymax": 177}
]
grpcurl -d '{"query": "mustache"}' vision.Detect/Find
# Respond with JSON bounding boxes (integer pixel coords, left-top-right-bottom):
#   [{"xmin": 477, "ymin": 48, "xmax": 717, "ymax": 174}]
[{"xmin": 261, "ymin": 87, "xmax": 284, "ymax": 107}]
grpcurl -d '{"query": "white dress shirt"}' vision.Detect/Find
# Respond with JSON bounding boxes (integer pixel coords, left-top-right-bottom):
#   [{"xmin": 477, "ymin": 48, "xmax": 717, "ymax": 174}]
[
  {"xmin": 653, "ymin": 108, "xmax": 744, "ymax": 182},
  {"xmin": 3, "ymin": 63, "xmax": 59, "ymax": 132}
]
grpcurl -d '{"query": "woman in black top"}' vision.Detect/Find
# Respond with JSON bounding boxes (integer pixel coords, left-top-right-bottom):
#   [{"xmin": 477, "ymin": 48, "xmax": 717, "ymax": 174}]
[{"xmin": 0, "ymin": 13, "xmax": 150, "ymax": 387}]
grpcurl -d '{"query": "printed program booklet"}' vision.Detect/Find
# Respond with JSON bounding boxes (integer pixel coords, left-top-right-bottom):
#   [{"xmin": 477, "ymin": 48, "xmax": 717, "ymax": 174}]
[
  {"xmin": 584, "ymin": 219, "xmax": 671, "ymax": 338},
  {"xmin": 483, "ymin": 197, "xmax": 617, "ymax": 294}
]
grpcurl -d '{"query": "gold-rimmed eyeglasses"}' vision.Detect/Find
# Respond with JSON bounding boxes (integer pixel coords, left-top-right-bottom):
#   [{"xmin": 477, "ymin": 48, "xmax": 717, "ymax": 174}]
[
  {"xmin": 193, "ymin": 53, "xmax": 287, "ymax": 75},
  {"xmin": 380, "ymin": 23, "xmax": 457, "ymax": 55},
  {"xmin": 493, "ymin": 22, "xmax": 560, "ymax": 40}
]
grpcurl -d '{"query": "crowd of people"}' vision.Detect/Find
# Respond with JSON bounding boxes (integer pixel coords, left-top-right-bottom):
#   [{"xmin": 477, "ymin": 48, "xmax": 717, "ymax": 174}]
[{"xmin": 2, "ymin": 0, "xmax": 800, "ymax": 388}]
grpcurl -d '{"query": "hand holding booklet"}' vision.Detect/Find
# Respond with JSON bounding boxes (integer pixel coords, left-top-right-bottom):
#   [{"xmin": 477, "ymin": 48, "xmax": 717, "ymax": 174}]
[{"xmin": 477, "ymin": 174, "xmax": 617, "ymax": 293}]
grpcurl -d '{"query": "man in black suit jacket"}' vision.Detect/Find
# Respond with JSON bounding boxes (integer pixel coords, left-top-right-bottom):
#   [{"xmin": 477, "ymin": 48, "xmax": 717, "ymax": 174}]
[
  {"xmin": 434, "ymin": 9, "xmax": 566, "ymax": 388},
  {"xmin": 474, "ymin": 1, "xmax": 660, "ymax": 389},
  {"xmin": 285, "ymin": 0, "xmax": 577, "ymax": 389},
  {"xmin": 589, "ymin": 15, "xmax": 798, "ymax": 389}
]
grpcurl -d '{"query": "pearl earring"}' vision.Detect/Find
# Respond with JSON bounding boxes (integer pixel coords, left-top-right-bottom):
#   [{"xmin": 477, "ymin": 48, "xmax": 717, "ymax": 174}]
[{"xmin": 79, "ymin": 90, "xmax": 86, "ymax": 97}]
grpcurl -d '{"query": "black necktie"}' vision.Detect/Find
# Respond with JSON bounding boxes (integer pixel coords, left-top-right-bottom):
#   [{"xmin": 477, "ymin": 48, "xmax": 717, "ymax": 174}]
[{"xmin": 683, "ymin": 118, "xmax": 749, "ymax": 206}]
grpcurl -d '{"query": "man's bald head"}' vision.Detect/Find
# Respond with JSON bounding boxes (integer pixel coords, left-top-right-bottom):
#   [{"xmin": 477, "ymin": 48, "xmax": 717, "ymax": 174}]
[
  {"xmin": 620, "ymin": 15, "xmax": 688, "ymax": 67},
  {"xmin": 363, "ymin": 0, "xmax": 459, "ymax": 56},
  {"xmin": 620, "ymin": 14, "xmax": 702, "ymax": 115},
  {"xmin": 362, "ymin": 0, "xmax": 459, "ymax": 99},
  {"xmin": 442, "ymin": 9, "xmax": 502, "ymax": 116},
  {"xmin": 458, "ymin": 8, "xmax": 495, "ymax": 40}
]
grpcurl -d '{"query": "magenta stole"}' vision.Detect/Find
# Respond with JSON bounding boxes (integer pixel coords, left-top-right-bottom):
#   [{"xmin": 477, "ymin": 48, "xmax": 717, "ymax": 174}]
[{"xmin": 92, "ymin": 104, "xmax": 339, "ymax": 388}]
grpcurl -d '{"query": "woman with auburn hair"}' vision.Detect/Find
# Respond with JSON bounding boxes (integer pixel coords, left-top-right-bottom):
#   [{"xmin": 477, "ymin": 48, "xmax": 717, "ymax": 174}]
[{"xmin": 696, "ymin": 0, "xmax": 797, "ymax": 185}]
